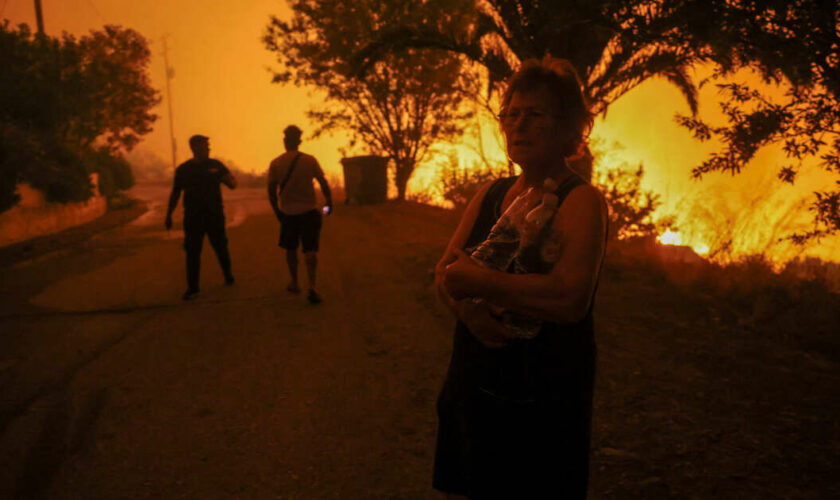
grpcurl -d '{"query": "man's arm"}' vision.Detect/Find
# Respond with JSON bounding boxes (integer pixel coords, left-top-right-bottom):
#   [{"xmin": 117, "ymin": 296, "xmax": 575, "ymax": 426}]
[
  {"xmin": 165, "ymin": 185, "xmax": 182, "ymax": 230},
  {"xmin": 220, "ymin": 164, "xmax": 237, "ymax": 189},
  {"xmin": 315, "ymin": 173, "xmax": 332, "ymax": 214},
  {"xmin": 267, "ymin": 164, "xmax": 283, "ymax": 221},
  {"xmin": 443, "ymin": 185, "xmax": 608, "ymax": 324}
]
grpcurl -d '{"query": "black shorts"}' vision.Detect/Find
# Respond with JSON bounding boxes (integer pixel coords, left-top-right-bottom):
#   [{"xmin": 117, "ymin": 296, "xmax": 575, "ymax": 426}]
[{"xmin": 279, "ymin": 209, "xmax": 322, "ymax": 252}]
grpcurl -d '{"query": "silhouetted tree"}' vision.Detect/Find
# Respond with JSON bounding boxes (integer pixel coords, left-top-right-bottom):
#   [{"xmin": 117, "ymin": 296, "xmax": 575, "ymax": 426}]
[
  {"xmin": 353, "ymin": 0, "xmax": 713, "ymax": 117},
  {"xmin": 355, "ymin": 0, "xmax": 840, "ymax": 238},
  {"xmin": 675, "ymin": 0, "xmax": 840, "ymax": 240},
  {"xmin": 0, "ymin": 22, "xmax": 159, "ymax": 210},
  {"xmin": 595, "ymin": 164, "xmax": 668, "ymax": 241},
  {"xmin": 264, "ymin": 0, "xmax": 477, "ymax": 200},
  {"xmin": 71, "ymin": 25, "xmax": 160, "ymax": 153},
  {"xmin": 435, "ymin": 149, "xmax": 508, "ymax": 209},
  {"xmin": 589, "ymin": 139, "xmax": 673, "ymax": 241}
]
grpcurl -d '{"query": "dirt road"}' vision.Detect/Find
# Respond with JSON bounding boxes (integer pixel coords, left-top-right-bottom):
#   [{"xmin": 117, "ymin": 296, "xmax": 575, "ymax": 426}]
[
  {"xmin": 0, "ymin": 186, "xmax": 458, "ymax": 498},
  {"xmin": 2, "ymin": 185, "xmax": 837, "ymax": 498}
]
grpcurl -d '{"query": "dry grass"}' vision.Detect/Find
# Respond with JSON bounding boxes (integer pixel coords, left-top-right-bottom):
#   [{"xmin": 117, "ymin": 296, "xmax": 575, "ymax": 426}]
[{"xmin": 591, "ymin": 240, "xmax": 839, "ymax": 498}]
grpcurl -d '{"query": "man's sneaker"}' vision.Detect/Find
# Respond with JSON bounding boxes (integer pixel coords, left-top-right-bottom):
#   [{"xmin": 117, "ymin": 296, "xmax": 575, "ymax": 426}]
[
  {"xmin": 307, "ymin": 289, "xmax": 323, "ymax": 304},
  {"xmin": 287, "ymin": 283, "xmax": 301, "ymax": 294},
  {"xmin": 182, "ymin": 289, "xmax": 199, "ymax": 301},
  {"xmin": 225, "ymin": 274, "xmax": 235, "ymax": 286}
]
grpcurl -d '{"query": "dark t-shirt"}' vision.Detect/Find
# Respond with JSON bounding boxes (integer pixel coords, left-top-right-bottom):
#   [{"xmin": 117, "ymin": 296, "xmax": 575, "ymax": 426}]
[{"xmin": 173, "ymin": 158, "xmax": 230, "ymax": 218}]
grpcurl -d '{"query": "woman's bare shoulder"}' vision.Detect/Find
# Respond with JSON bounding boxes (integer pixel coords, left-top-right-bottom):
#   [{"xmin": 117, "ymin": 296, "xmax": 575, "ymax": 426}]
[{"xmin": 566, "ymin": 183, "xmax": 606, "ymax": 211}]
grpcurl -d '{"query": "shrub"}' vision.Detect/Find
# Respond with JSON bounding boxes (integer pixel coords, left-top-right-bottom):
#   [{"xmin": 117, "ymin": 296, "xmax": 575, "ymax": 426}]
[
  {"xmin": 84, "ymin": 147, "xmax": 135, "ymax": 197},
  {"xmin": 0, "ymin": 121, "xmax": 40, "ymax": 212},
  {"xmin": 108, "ymin": 154, "xmax": 135, "ymax": 191},
  {"xmin": 0, "ymin": 164, "xmax": 18, "ymax": 212},
  {"xmin": 436, "ymin": 151, "xmax": 508, "ymax": 209},
  {"xmin": 593, "ymin": 164, "xmax": 674, "ymax": 241},
  {"xmin": 0, "ymin": 22, "xmax": 155, "ymax": 211},
  {"xmin": 25, "ymin": 140, "xmax": 92, "ymax": 203}
]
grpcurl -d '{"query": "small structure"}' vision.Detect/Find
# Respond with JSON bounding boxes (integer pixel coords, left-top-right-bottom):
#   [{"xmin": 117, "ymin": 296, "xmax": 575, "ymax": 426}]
[{"xmin": 340, "ymin": 155, "xmax": 388, "ymax": 205}]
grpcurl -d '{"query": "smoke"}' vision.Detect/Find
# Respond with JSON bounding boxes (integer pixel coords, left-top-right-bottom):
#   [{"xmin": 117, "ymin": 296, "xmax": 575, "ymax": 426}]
[{"xmin": 125, "ymin": 149, "xmax": 172, "ymax": 184}]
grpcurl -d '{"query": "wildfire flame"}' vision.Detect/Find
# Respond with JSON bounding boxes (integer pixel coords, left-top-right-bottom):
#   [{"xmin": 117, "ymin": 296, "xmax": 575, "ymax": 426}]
[
  {"xmin": 657, "ymin": 230, "xmax": 710, "ymax": 256},
  {"xmin": 657, "ymin": 230, "xmax": 681, "ymax": 246},
  {"xmin": 5, "ymin": 2, "xmax": 837, "ymax": 267}
]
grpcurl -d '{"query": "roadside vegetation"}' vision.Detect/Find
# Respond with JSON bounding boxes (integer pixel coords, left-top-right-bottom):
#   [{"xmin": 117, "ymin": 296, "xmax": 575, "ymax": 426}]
[{"xmin": 0, "ymin": 22, "xmax": 159, "ymax": 213}]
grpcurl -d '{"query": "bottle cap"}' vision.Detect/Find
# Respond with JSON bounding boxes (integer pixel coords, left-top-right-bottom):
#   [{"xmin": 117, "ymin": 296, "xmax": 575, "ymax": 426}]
[{"xmin": 543, "ymin": 178, "xmax": 559, "ymax": 192}]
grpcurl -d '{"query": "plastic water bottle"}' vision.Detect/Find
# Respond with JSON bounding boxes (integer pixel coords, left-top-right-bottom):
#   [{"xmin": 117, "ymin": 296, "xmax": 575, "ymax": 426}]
[
  {"xmin": 504, "ymin": 178, "xmax": 563, "ymax": 338},
  {"xmin": 514, "ymin": 190, "xmax": 560, "ymax": 274},
  {"xmin": 468, "ymin": 186, "xmax": 538, "ymax": 271},
  {"xmin": 464, "ymin": 178, "xmax": 566, "ymax": 339}
]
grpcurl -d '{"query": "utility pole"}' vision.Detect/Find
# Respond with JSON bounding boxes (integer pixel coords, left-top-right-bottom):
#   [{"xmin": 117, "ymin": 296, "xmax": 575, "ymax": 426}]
[
  {"xmin": 162, "ymin": 36, "xmax": 177, "ymax": 170},
  {"xmin": 34, "ymin": 0, "xmax": 45, "ymax": 34}
]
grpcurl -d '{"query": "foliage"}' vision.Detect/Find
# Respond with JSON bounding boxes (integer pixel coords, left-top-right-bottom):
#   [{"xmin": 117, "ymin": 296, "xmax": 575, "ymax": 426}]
[
  {"xmin": 694, "ymin": 255, "xmax": 840, "ymax": 335},
  {"xmin": 0, "ymin": 122, "xmax": 40, "ymax": 211},
  {"xmin": 594, "ymin": 164, "xmax": 671, "ymax": 241},
  {"xmin": 0, "ymin": 22, "xmax": 159, "ymax": 153},
  {"xmin": 74, "ymin": 25, "xmax": 160, "ymax": 152},
  {"xmin": 351, "ymin": 0, "xmax": 723, "ymax": 115},
  {"xmin": 0, "ymin": 22, "xmax": 158, "ymax": 210},
  {"xmin": 264, "ymin": 0, "xmax": 478, "ymax": 200},
  {"xmin": 0, "ymin": 121, "xmax": 92, "ymax": 205},
  {"xmin": 0, "ymin": 166, "xmax": 18, "ymax": 213},
  {"xmin": 589, "ymin": 138, "xmax": 673, "ymax": 241},
  {"xmin": 353, "ymin": 0, "xmax": 840, "ymax": 238},
  {"xmin": 434, "ymin": 140, "xmax": 671, "ymax": 239},
  {"xmin": 85, "ymin": 147, "xmax": 135, "ymax": 198},
  {"xmin": 27, "ymin": 138, "xmax": 93, "ymax": 204},
  {"xmin": 672, "ymin": 1, "xmax": 840, "ymax": 240},
  {"xmin": 435, "ymin": 150, "xmax": 508, "ymax": 209}
]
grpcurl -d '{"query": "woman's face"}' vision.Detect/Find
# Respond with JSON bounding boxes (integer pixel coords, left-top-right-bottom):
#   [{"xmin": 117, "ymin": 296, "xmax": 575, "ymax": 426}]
[{"xmin": 500, "ymin": 87, "xmax": 562, "ymax": 170}]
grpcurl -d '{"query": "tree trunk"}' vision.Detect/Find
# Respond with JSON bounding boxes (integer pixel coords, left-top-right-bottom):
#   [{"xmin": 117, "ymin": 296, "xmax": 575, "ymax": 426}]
[{"xmin": 394, "ymin": 160, "xmax": 415, "ymax": 201}]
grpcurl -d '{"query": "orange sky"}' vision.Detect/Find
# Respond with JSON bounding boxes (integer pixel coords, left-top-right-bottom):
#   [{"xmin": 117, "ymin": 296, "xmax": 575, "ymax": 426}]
[
  {"xmin": 3, "ymin": 0, "xmax": 838, "ymax": 263},
  {"xmin": 2, "ymin": 0, "xmax": 348, "ymax": 176}
]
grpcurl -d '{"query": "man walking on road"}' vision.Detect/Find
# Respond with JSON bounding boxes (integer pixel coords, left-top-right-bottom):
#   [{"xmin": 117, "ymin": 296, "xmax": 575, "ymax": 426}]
[
  {"xmin": 165, "ymin": 134, "xmax": 237, "ymax": 301},
  {"xmin": 268, "ymin": 125, "xmax": 332, "ymax": 304}
]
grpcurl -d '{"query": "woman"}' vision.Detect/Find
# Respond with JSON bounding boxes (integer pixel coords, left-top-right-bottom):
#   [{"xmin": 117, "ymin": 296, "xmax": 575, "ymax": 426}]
[{"xmin": 433, "ymin": 57, "xmax": 608, "ymax": 499}]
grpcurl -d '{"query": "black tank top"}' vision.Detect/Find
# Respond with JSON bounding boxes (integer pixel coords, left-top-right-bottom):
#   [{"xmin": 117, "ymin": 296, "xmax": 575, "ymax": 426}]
[{"xmin": 442, "ymin": 174, "xmax": 600, "ymax": 404}]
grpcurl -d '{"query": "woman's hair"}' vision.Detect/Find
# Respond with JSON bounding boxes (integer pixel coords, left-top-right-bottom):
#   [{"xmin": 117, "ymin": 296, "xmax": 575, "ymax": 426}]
[{"xmin": 501, "ymin": 56, "xmax": 593, "ymax": 157}]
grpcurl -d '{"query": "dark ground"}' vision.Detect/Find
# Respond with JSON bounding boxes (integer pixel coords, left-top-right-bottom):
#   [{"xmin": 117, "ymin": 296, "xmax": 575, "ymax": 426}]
[{"xmin": 1, "ymin": 187, "xmax": 838, "ymax": 498}]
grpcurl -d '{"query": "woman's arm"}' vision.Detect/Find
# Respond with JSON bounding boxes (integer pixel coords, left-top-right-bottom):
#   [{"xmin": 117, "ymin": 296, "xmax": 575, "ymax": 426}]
[
  {"xmin": 443, "ymin": 184, "xmax": 607, "ymax": 324},
  {"xmin": 435, "ymin": 180, "xmax": 514, "ymax": 347},
  {"xmin": 434, "ymin": 180, "xmax": 494, "ymax": 314}
]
